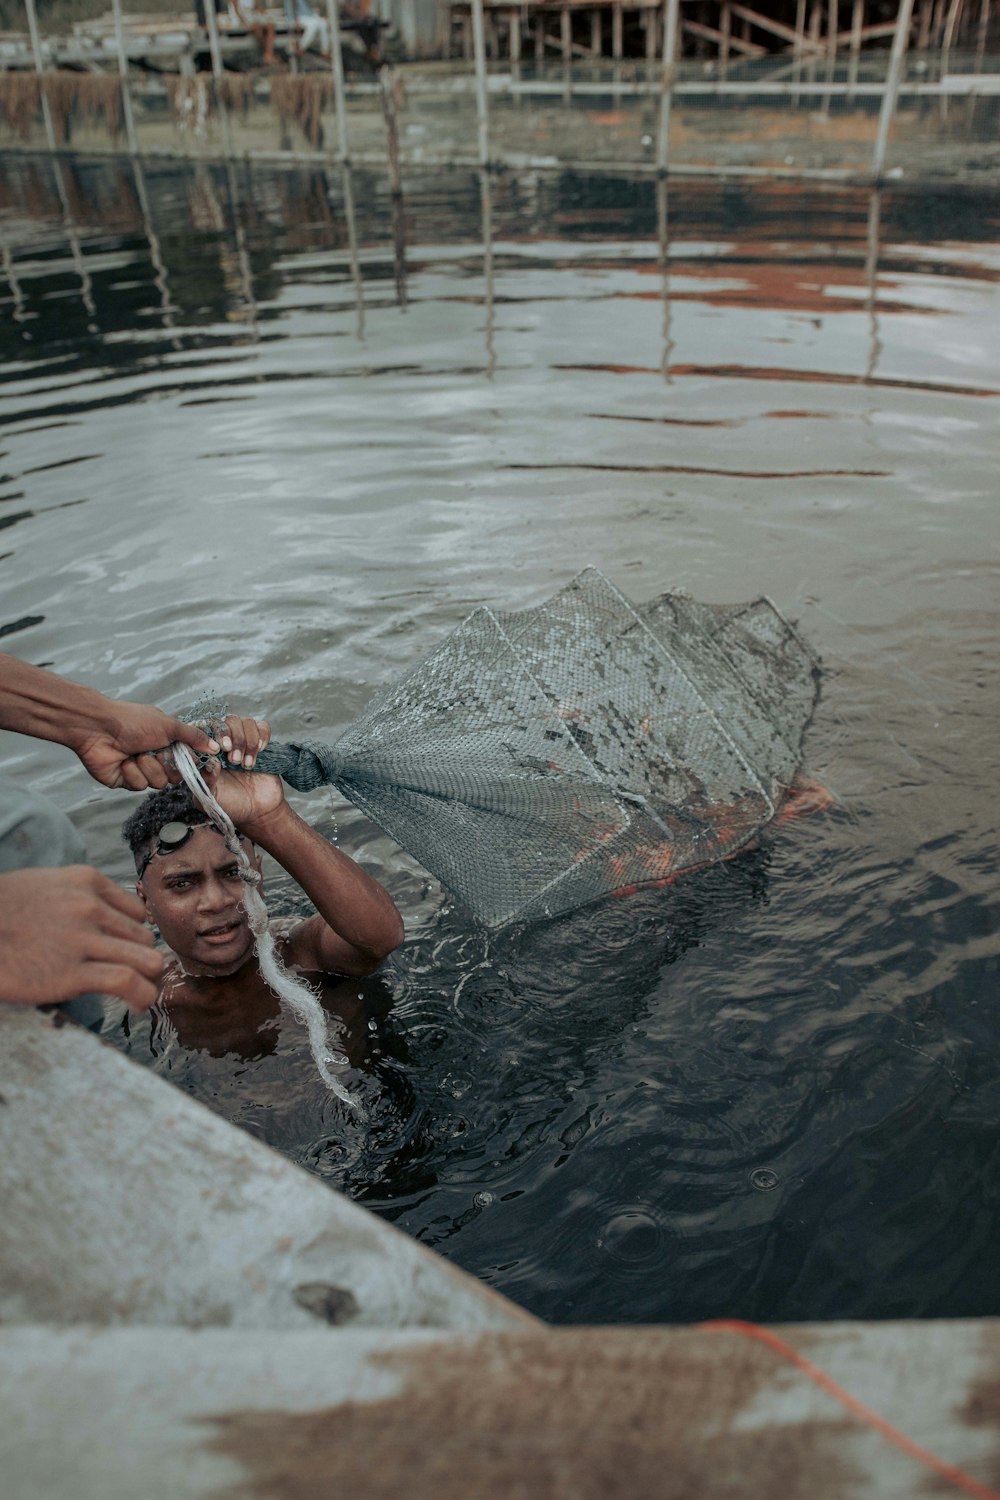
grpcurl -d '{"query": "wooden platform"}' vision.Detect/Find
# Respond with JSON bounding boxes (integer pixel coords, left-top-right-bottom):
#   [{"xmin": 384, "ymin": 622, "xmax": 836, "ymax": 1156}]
[{"xmin": 446, "ymin": 0, "xmax": 993, "ymax": 68}]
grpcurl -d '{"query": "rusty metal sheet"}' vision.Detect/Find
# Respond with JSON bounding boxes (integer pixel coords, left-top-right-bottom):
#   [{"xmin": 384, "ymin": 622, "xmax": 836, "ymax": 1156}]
[{"xmin": 1, "ymin": 1321, "xmax": 999, "ymax": 1500}]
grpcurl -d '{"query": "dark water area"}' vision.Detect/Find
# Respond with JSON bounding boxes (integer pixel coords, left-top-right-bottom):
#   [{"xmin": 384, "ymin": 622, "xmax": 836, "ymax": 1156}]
[{"xmin": 1, "ymin": 153, "xmax": 998, "ymax": 1326}]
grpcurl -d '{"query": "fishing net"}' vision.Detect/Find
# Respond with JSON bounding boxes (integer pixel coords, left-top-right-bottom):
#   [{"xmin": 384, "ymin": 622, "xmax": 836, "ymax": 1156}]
[{"xmin": 248, "ymin": 569, "xmax": 820, "ymax": 929}]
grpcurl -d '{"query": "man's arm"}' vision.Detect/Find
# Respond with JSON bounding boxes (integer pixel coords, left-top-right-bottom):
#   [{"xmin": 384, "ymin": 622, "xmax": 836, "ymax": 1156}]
[
  {"xmin": 204, "ymin": 736, "xmax": 404, "ymax": 978},
  {"xmin": 0, "ymin": 653, "xmax": 219, "ymax": 791},
  {"xmin": 245, "ymin": 801, "xmax": 404, "ymax": 977}
]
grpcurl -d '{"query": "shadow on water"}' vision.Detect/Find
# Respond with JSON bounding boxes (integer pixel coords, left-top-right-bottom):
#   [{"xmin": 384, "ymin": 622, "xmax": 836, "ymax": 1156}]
[{"xmin": 2, "ymin": 153, "xmax": 999, "ymax": 1325}]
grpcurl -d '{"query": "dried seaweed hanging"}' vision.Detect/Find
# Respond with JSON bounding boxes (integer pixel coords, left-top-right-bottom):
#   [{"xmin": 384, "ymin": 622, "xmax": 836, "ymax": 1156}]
[
  {"xmin": 1, "ymin": 74, "xmax": 42, "ymax": 139},
  {"xmin": 220, "ymin": 72, "xmax": 256, "ymax": 117},
  {"xmin": 271, "ymin": 74, "xmax": 332, "ymax": 148},
  {"xmin": 2, "ymin": 71, "xmax": 123, "ymax": 145}
]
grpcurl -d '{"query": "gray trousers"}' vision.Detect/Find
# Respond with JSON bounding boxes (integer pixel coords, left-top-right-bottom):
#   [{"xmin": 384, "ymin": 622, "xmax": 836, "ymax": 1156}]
[{"xmin": 0, "ymin": 780, "xmax": 105, "ymax": 1030}]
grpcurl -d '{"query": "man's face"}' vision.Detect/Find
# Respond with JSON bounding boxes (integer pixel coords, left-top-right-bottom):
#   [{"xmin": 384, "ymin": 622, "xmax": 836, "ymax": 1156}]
[{"xmin": 137, "ymin": 825, "xmax": 261, "ymax": 977}]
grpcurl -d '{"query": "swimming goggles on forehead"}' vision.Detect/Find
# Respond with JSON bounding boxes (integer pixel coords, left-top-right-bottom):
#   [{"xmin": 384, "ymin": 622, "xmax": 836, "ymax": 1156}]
[{"xmin": 136, "ymin": 819, "xmax": 222, "ymax": 879}]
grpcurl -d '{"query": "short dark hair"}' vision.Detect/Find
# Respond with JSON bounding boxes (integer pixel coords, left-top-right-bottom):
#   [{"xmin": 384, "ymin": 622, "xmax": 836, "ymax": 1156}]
[{"xmin": 121, "ymin": 784, "xmax": 209, "ymax": 873}]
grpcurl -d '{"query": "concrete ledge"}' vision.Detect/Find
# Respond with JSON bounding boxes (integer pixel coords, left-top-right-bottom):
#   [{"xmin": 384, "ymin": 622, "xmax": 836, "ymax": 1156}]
[
  {"xmin": 2, "ymin": 1321, "xmax": 999, "ymax": 1499},
  {"xmin": 0, "ymin": 1005, "xmax": 532, "ymax": 1332}
]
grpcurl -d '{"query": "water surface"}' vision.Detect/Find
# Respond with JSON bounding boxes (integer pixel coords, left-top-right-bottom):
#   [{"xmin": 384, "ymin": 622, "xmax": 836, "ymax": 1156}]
[{"xmin": 1, "ymin": 155, "xmax": 997, "ymax": 1324}]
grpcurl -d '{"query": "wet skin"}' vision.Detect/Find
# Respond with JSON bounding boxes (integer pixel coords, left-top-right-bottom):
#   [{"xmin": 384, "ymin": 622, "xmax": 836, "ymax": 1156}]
[{"xmin": 136, "ymin": 824, "xmax": 386, "ymax": 1060}]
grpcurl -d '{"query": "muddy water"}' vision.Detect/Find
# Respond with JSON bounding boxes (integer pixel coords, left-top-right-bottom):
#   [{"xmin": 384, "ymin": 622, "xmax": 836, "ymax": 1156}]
[{"xmin": 1, "ymin": 156, "xmax": 998, "ymax": 1324}]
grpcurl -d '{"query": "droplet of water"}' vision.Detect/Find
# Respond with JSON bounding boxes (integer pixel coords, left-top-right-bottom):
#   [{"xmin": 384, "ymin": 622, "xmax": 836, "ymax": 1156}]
[
  {"xmin": 474, "ymin": 1191, "xmax": 494, "ymax": 1209},
  {"xmin": 750, "ymin": 1168, "xmax": 780, "ymax": 1191}
]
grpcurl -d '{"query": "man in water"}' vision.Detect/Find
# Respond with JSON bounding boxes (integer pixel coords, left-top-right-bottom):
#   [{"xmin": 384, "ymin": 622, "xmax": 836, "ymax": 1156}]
[{"xmin": 120, "ymin": 717, "xmax": 403, "ymax": 1053}]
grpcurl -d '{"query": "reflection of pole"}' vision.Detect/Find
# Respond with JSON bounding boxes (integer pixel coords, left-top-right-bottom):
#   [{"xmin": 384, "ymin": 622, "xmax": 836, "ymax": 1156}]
[
  {"xmin": 0, "ymin": 227, "xmax": 28, "ymax": 327},
  {"xmin": 872, "ymin": 0, "xmax": 915, "ymax": 178},
  {"xmin": 341, "ymin": 161, "xmax": 365, "ymax": 340},
  {"xmin": 470, "ymin": 0, "xmax": 491, "ymax": 166},
  {"xmin": 380, "ymin": 65, "xmax": 402, "ymax": 193},
  {"xmin": 655, "ymin": 0, "xmax": 681, "ymax": 174},
  {"xmin": 390, "ymin": 185, "xmax": 408, "ymax": 310},
  {"xmin": 863, "ymin": 185, "xmax": 882, "ymax": 382},
  {"xmin": 656, "ymin": 175, "xmax": 673, "ymax": 384},
  {"xmin": 22, "ymin": 0, "xmax": 57, "ymax": 151},
  {"xmin": 479, "ymin": 167, "xmax": 495, "ymax": 379},
  {"xmin": 223, "ymin": 160, "xmax": 258, "ymax": 333},
  {"xmin": 325, "ymin": 0, "xmax": 350, "ymax": 162},
  {"xmin": 131, "ymin": 154, "xmax": 178, "ymax": 341},
  {"xmin": 110, "ymin": 0, "xmax": 139, "ymax": 155}
]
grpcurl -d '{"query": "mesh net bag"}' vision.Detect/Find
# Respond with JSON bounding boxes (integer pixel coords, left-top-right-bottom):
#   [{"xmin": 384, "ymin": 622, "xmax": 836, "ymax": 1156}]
[{"xmin": 255, "ymin": 569, "xmax": 820, "ymax": 928}]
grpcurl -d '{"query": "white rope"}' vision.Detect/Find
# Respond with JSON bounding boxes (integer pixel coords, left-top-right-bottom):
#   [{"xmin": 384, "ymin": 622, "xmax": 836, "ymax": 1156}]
[{"xmin": 171, "ymin": 743, "xmax": 363, "ymax": 1114}]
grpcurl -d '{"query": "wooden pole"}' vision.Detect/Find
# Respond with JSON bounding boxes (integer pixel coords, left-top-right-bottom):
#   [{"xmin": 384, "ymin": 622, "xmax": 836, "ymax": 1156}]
[
  {"xmin": 21, "ymin": 0, "xmax": 57, "ymax": 151},
  {"xmin": 848, "ymin": 0, "xmax": 863, "ymax": 101},
  {"xmin": 110, "ymin": 0, "xmax": 139, "ymax": 155},
  {"xmin": 201, "ymin": 0, "xmax": 234, "ymax": 155},
  {"xmin": 872, "ymin": 0, "xmax": 915, "ymax": 176},
  {"xmin": 975, "ymin": 0, "xmax": 990, "ymax": 70},
  {"xmin": 792, "ymin": 0, "xmax": 807, "ymax": 102},
  {"xmin": 470, "ymin": 0, "xmax": 491, "ymax": 166},
  {"xmin": 325, "ymin": 0, "xmax": 351, "ymax": 163},
  {"xmin": 561, "ymin": 5, "xmax": 572, "ymax": 61},
  {"xmin": 379, "ymin": 64, "xmax": 402, "ymax": 192},
  {"xmin": 591, "ymin": 8, "xmax": 602, "ymax": 55},
  {"xmin": 940, "ymin": 0, "xmax": 964, "ymax": 115},
  {"xmin": 720, "ymin": 1, "xmax": 731, "ymax": 78},
  {"xmin": 656, "ymin": 0, "xmax": 681, "ymax": 172},
  {"xmin": 612, "ymin": 0, "xmax": 624, "ymax": 59}
]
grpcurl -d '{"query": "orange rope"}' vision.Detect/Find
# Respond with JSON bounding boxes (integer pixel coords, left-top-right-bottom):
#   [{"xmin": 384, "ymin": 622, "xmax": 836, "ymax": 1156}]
[{"xmin": 699, "ymin": 1319, "xmax": 1000, "ymax": 1500}]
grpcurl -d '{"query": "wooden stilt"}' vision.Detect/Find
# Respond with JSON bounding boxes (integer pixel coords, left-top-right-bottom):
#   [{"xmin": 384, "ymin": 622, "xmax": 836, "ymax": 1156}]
[
  {"xmin": 612, "ymin": 0, "xmax": 623, "ymax": 59},
  {"xmin": 561, "ymin": 5, "xmax": 572, "ymax": 60},
  {"xmin": 591, "ymin": 8, "xmax": 602, "ymax": 55},
  {"xmin": 940, "ymin": 0, "xmax": 964, "ymax": 114},
  {"xmin": 976, "ymin": 0, "xmax": 990, "ymax": 69},
  {"xmin": 510, "ymin": 8, "xmax": 521, "ymax": 62},
  {"xmin": 792, "ymin": 0, "xmax": 807, "ymax": 102},
  {"xmin": 848, "ymin": 0, "xmax": 863, "ymax": 99},
  {"xmin": 535, "ymin": 9, "xmax": 545, "ymax": 61},
  {"xmin": 646, "ymin": 8, "xmax": 658, "ymax": 59},
  {"xmin": 721, "ymin": 0, "xmax": 731, "ymax": 76}
]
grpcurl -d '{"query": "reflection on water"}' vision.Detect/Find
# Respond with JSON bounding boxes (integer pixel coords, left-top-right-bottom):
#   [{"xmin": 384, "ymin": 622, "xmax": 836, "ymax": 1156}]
[{"xmin": 1, "ymin": 156, "xmax": 998, "ymax": 1325}]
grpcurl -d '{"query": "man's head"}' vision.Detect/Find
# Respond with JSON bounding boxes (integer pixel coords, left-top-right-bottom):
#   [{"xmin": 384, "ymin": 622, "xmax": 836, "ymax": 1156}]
[{"xmin": 122, "ymin": 786, "xmax": 261, "ymax": 977}]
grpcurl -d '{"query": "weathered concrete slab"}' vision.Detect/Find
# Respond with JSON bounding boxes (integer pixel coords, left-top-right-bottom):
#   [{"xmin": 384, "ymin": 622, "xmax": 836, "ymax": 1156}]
[
  {"xmin": 2, "ymin": 1320, "xmax": 999, "ymax": 1499},
  {"xmin": 0, "ymin": 1005, "xmax": 532, "ymax": 1332}
]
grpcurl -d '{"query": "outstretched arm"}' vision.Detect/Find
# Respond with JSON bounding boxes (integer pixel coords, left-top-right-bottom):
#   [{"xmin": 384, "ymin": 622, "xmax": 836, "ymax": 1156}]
[{"xmin": 0, "ymin": 653, "xmax": 219, "ymax": 792}]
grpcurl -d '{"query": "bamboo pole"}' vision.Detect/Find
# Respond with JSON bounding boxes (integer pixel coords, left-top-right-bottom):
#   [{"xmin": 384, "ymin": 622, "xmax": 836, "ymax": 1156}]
[
  {"xmin": 655, "ymin": 0, "xmax": 681, "ymax": 173},
  {"xmin": 325, "ymin": 0, "xmax": 350, "ymax": 163},
  {"xmin": 110, "ymin": 0, "xmax": 139, "ymax": 155},
  {"xmin": 470, "ymin": 0, "xmax": 491, "ymax": 165},
  {"xmin": 872, "ymin": 0, "xmax": 915, "ymax": 176}
]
